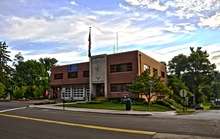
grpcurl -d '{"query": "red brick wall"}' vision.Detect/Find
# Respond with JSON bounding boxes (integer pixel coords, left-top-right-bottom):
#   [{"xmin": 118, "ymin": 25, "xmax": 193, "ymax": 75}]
[
  {"xmin": 50, "ymin": 62, "xmax": 89, "ymax": 86},
  {"xmin": 107, "ymin": 51, "xmax": 139, "ymax": 98},
  {"xmin": 137, "ymin": 51, "xmax": 167, "ymax": 82}
]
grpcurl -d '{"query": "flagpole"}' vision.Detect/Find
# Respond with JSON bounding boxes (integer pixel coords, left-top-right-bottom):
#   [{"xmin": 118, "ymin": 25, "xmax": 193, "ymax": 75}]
[{"xmin": 88, "ymin": 27, "xmax": 92, "ymax": 102}]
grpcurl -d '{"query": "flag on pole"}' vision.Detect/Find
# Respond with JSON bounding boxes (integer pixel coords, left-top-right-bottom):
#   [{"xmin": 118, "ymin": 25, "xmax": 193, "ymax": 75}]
[{"xmin": 88, "ymin": 27, "xmax": 91, "ymax": 58}]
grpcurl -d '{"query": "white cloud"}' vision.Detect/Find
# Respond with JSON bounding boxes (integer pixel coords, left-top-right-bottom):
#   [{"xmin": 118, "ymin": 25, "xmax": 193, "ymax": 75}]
[
  {"xmin": 202, "ymin": 44, "xmax": 220, "ymax": 71},
  {"xmin": 125, "ymin": 0, "xmax": 168, "ymax": 11},
  {"xmin": 70, "ymin": 0, "xmax": 78, "ymax": 6},
  {"xmin": 199, "ymin": 13, "xmax": 220, "ymax": 28},
  {"xmin": 9, "ymin": 48, "xmax": 88, "ymax": 66},
  {"xmin": 119, "ymin": 3, "xmax": 130, "ymax": 11},
  {"xmin": 126, "ymin": 0, "xmax": 220, "ymax": 19}
]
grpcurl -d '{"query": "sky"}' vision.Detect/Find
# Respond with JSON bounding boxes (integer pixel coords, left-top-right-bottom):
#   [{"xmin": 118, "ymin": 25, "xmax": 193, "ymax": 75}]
[{"xmin": 0, "ymin": 0, "xmax": 220, "ymax": 70}]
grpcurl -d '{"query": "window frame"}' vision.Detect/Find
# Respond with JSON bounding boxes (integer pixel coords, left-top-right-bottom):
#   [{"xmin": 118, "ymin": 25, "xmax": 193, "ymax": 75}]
[
  {"xmin": 110, "ymin": 63, "xmax": 133, "ymax": 73},
  {"xmin": 54, "ymin": 73, "xmax": 63, "ymax": 80},
  {"xmin": 68, "ymin": 72, "xmax": 78, "ymax": 79}
]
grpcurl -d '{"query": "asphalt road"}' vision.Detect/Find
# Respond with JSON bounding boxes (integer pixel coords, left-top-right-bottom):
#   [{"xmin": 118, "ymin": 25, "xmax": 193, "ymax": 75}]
[
  {"xmin": 0, "ymin": 101, "xmax": 152, "ymax": 139},
  {"xmin": 0, "ymin": 101, "xmax": 28, "ymax": 111},
  {"xmin": 1, "ymin": 101, "xmax": 220, "ymax": 139}
]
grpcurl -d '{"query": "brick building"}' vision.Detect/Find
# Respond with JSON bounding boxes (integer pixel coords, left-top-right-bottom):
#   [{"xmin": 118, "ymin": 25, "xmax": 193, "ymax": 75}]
[{"xmin": 49, "ymin": 50, "xmax": 167, "ymax": 100}]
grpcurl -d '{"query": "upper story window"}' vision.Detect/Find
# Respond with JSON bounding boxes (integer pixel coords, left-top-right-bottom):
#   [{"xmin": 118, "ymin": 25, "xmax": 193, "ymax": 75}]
[
  {"xmin": 68, "ymin": 72, "xmax": 78, "ymax": 79},
  {"xmin": 54, "ymin": 73, "xmax": 63, "ymax": 80},
  {"xmin": 161, "ymin": 71, "xmax": 165, "ymax": 78},
  {"xmin": 144, "ymin": 64, "xmax": 150, "ymax": 72},
  {"xmin": 83, "ymin": 71, "xmax": 89, "ymax": 77},
  {"xmin": 153, "ymin": 68, "xmax": 158, "ymax": 76},
  {"xmin": 110, "ymin": 63, "xmax": 132, "ymax": 73}
]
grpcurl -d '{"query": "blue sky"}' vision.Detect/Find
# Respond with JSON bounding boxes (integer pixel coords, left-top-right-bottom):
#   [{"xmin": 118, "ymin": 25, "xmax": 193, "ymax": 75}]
[{"xmin": 0, "ymin": 0, "xmax": 220, "ymax": 70}]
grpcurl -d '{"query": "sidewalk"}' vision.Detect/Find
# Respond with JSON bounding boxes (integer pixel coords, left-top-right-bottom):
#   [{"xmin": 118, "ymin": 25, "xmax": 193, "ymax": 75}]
[{"xmin": 29, "ymin": 104, "xmax": 153, "ymax": 116}]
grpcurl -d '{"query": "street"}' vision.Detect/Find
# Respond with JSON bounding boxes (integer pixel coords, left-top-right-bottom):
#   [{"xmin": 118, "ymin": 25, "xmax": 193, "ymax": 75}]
[{"xmin": 0, "ymin": 101, "xmax": 220, "ymax": 139}]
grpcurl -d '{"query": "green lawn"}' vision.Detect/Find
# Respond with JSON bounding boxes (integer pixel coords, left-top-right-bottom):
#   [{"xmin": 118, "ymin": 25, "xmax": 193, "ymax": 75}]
[{"xmin": 61, "ymin": 101, "xmax": 172, "ymax": 112}]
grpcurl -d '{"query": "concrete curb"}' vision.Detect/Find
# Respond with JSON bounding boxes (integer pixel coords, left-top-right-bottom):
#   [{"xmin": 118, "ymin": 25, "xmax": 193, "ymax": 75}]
[
  {"xmin": 153, "ymin": 133, "xmax": 219, "ymax": 139},
  {"xmin": 29, "ymin": 105, "xmax": 152, "ymax": 116}
]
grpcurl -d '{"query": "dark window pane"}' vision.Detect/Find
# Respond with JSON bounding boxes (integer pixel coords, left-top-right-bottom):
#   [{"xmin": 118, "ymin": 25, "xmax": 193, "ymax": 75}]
[
  {"xmin": 68, "ymin": 72, "xmax": 78, "ymax": 78},
  {"xmin": 83, "ymin": 71, "xmax": 89, "ymax": 77},
  {"xmin": 153, "ymin": 68, "xmax": 158, "ymax": 76},
  {"xmin": 110, "ymin": 63, "xmax": 132, "ymax": 73},
  {"xmin": 54, "ymin": 73, "xmax": 63, "ymax": 79},
  {"xmin": 161, "ymin": 71, "xmax": 165, "ymax": 78}
]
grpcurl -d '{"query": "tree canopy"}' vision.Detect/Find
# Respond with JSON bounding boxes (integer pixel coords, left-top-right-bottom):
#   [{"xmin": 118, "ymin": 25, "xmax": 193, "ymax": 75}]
[
  {"xmin": 168, "ymin": 47, "xmax": 216, "ymax": 104},
  {"xmin": 129, "ymin": 70, "xmax": 171, "ymax": 104}
]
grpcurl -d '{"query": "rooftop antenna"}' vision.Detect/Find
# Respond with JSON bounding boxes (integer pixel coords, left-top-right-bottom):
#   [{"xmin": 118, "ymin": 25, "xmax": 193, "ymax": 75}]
[
  {"xmin": 113, "ymin": 35, "xmax": 116, "ymax": 54},
  {"xmin": 116, "ymin": 32, "xmax": 118, "ymax": 53}
]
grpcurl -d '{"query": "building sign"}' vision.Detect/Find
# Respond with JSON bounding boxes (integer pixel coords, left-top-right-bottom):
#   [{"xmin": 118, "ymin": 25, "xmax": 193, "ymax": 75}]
[{"xmin": 91, "ymin": 55, "xmax": 107, "ymax": 83}]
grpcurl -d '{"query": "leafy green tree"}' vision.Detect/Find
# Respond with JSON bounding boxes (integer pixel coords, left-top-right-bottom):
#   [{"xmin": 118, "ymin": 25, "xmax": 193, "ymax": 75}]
[
  {"xmin": 0, "ymin": 82, "xmax": 6, "ymax": 98},
  {"xmin": 211, "ymin": 71, "xmax": 220, "ymax": 99},
  {"xmin": 12, "ymin": 57, "xmax": 57, "ymax": 99},
  {"xmin": 13, "ymin": 52, "xmax": 24, "ymax": 66},
  {"xmin": 13, "ymin": 86, "xmax": 26, "ymax": 99},
  {"xmin": 168, "ymin": 47, "xmax": 216, "ymax": 105},
  {"xmin": 168, "ymin": 54, "xmax": 188, "ymax": 77},
  {"xmin": 0, "ymin": 41, "xmax": 12, "ymax": 88},
  {"xmin": 39, "ymin": 57, "xmax": 57, "ymax": 89},
  {"xmin": 14, "ymin": 60, "xmax": 46, "ymax": 86},
  {"xmin": 39, "ymin": 57, "xmax": 57, "ymax": 72},
  {"xmin": 183, "ymin": 47, "xmax": 216, "ymax": 104},
  {"xmin": 167, "ymin": 75, "xmax": 190, "ymax": 104},
  {"xmin": 129, "ymin": 70, "xmax": 171, "ymax": 106},
  {"xmin": 33, "ymin": 86, "xmax": 44, "ymax": 98}
]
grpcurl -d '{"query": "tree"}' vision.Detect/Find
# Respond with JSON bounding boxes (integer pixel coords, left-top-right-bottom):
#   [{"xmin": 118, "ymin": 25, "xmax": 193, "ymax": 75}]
[
  {"xmin": 39, "ymin": 57, "xmax": 57, "ymax": 72},
  {"xmin": 184, "ymin": 47, "xmax": 216, "ymax": 104},
  {"xmin": 39, "ymin": 57, "xmax": 57, "ymax": 89},
  {"xmin": 0, "ymin": 82, "xmax": 5, "ymax": 98},
  {"xmin": 168, "ymin": 75, "xmax": 190, "ymax": 95},
  {"xmin": 129, "ymin": 70, "xmax": 171, "ymax": 106},
  {"xmin": 13, "ymin": 57, "xmax": 57, "ymax": 99},
  {"xmin": 14, "ymin": 60, "xmax": 46, "ymax": 86},
  {"xmin": 0, "ymin": 41, "xmax": 12, "ymax": 86},
  {"xmin": 211, "ymin": 71, "xmax": 220, "ymax": 99},
  {"xmin": 168, "ymin": 47, "xmax": 216, "ymax": 105},
  {"xmin": 13, "ymin": 52, "xmax": 24, "ymax": 66},
  {"xmin": 168, "ymin": 54, "xmax": 188, "ymax": 77}
]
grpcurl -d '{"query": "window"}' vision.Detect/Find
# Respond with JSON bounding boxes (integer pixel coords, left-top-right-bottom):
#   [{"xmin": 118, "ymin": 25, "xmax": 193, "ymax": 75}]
[
  {"xmin": 68, "ymin": 72, "xmax": 78, "ymax": 78},
  {"xmin": 153, "ymin": 68, "xmax": 158, "ymax": 76},
  {"xmin": 72, "ymin": 88, "xmax": 84, "ymax": 98},
  {"xmin": 110, "ymin": 84, "xmax": 130, "ymax": 92},
  {"xmin": 61, "ymin": 87, "xmax": 71, "ymax": 99},
  {"xmin": 83, "ymin": 71, "xmax": 89, "ymax": 77},
  {"xmin": 161, "ymin": 71, "xmax": 165, "ymax": 78},
  {"xmin": 110, "ymin": 63, "xmax": 132, "ymax": 73},
  {"xmin": 54, "ymin": 73, "xmax": 63, "ymax": 79},
  {"xmin": 144, "ymin": 65, "xmax": 150, "ymax": 72}
]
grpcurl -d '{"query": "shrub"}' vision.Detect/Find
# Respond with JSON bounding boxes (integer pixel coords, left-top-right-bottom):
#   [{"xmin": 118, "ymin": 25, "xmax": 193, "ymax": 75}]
[
  {"xmin": 33, "ymin": 86, "xmax": 44, "ymax": 98},
  {"xmin": 13, "ymin": 86, "xmax": 26, "ymax": 99},
  {"xmin": 24, "ymin": 86, "xmax": 35, "ymax": 98}
]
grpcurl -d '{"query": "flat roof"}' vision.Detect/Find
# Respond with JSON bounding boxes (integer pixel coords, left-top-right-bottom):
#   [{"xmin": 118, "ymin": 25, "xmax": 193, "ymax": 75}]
[{"xmin": 53, "ymin": 50, "xmax": 163, "ymax": 67}]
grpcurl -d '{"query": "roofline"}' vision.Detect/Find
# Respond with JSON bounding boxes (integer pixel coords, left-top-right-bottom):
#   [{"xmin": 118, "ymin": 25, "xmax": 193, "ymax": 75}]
[
  {"xmin": 53, "ymin": 61, "xmax": 89, "ymax": 68},
  {"xmin": 52, "ymin": 50, "xmax": 164, "ymax": 67}
]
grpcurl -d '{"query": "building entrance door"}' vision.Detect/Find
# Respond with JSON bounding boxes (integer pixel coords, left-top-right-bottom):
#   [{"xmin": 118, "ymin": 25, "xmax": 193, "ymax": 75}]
[{"xmin": 95, "ymin": 83, "xmax": 104, "ymax": 97}]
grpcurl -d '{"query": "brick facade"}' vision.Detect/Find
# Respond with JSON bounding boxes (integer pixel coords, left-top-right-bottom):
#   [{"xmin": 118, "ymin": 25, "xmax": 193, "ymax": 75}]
[{"xmin": 49, "ymin": 50, "xmax": 167, "ymax": 100}]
